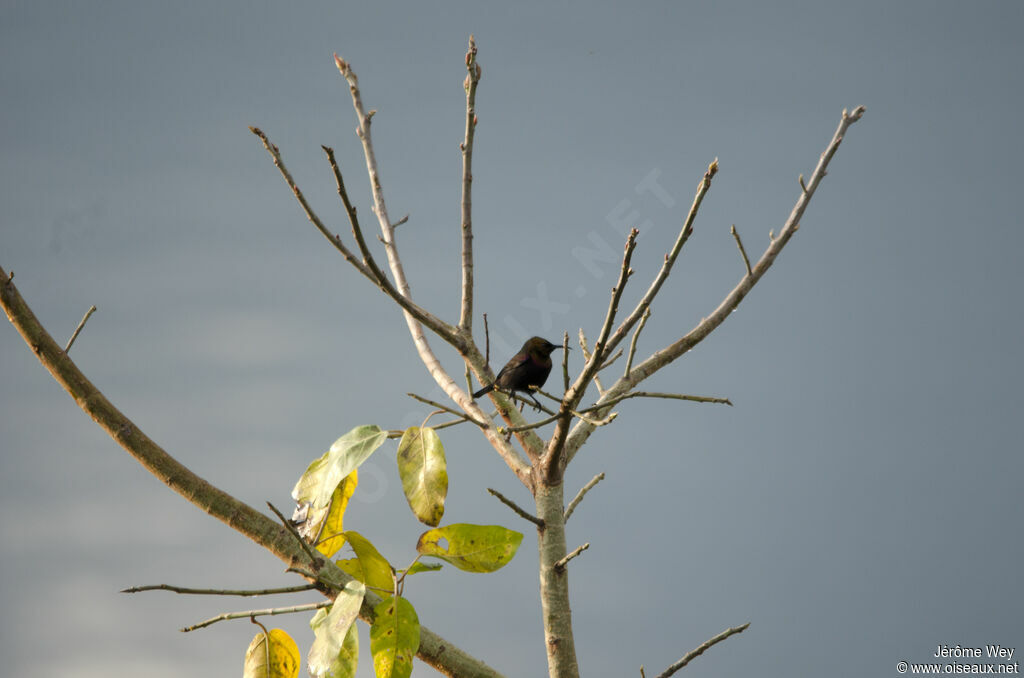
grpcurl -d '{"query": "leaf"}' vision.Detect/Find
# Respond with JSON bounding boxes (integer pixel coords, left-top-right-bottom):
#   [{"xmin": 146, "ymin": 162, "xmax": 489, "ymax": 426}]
[
  {"xmin": 370, "ymin": 596, "xmax": 420, "ymax": 678},
  {"xmin": 243, "ymin": 628, "xmax": 300, "ymax": 678},
  {"xmin": 292, "ymin": 425, "xmax": 387, "ymax": 516},
  {"xmin": 343, "ymin": 531, "xmax": 394, "ymax": 594},
  {"xmin": 335, "ymin": 557, "xmax": 365, "ymax": 583},
  {"xmin": 416, "ymin": 524, "xmax": 523, "ymax": 573},
  {"xmin": 396, "ymin": 426, "xmax": 448, "ymax": 526},
  {"xmin": 308, "ymin": 580, "xmax": 365, "ymax": 678},
  {"xmin": 314, "ymin": 470, "xmax": 359, "ymax": 557}
]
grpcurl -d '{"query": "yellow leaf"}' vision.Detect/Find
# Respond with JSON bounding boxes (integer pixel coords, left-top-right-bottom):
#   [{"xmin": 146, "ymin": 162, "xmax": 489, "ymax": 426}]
[
  {"xmin": 243, "ymin": 628, "xmax": 300, "ymax": 678},
  {"xmin": 315, "ymin": 470, "xmax": 359, "ymax": 557}
]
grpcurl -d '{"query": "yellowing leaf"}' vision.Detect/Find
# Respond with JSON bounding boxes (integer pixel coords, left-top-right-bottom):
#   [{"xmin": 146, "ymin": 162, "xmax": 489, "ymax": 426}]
[
  {"xmin": 315, "ymin": 470, "xmax": 359, "ymax": 557},
  {"xmin": 416, "ymin": 524, "xmax": 523, "ymax": 573},
  {"xmin": 343, "ymin": 531, "xmax": 394, "ymax": 594},
  {"xmin": 396, "ymin": 427, "xmax": 448, "ymax": 526},
  {"xmin": 370, "ymin": 596, "xmax": 420, "ymax": 678},
  {"xmin": 308, "ymin": 580, "xmax": 365, "ymax": 678},
  {"xmin": 243, "ymin": 628, "xmax": 300, "ymax": 678},
  {"xmin": 335, "ymin": 557, "xmax": 365, "ymax": 583}
]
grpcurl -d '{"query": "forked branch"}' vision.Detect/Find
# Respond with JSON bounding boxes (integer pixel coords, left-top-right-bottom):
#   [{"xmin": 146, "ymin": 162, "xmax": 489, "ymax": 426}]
[{"xmin": 565, "ymin": 106, "xmax": 865, "ymax": 463}]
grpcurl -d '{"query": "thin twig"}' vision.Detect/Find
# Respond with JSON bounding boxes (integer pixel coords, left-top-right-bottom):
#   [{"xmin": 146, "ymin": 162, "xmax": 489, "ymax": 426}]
[
  {"xmin": 459, "ymin": 35, "xmax": 481, "ymax": 332},
  {"xmin": 653, "ymin": 623, "xmax": 751, "ymax": 678},
  {"xmin": 249, "ymin": 128, "xmax": 372, "ymax": 282},
  {"xmin": 567, "ymin": 107, "xmax": 865, "ymax": 464},
  {"xmin": 590, "ymin": 229, "xmax": 638, "ymax": 369},
  {"xmin": 554, "ymin": 543, "xmax": 589, "ymax": 571},
  {"xmin": 266, "ymin": 502, "xmax": 318, "ymax": 566},
  {"xmin": 597, "ymin": 348, "xmax": 623, "ymax": 372},
  {"xmin": 64, "ymin": 305, "xmax": 97, "ymax": 353},
  {"xmin": 407, "ymin": 392, "xmax": 489, "ymax": 428},
  {"xmin": 623, "ymin": 307, "xmax": 650, "ymax": 378},
  {"xmin": 564, "ymin": 472, "xmax": 605, "ymax": 522},
  {"xmin": 122, "ymin": 583, "xmax": 315, "ymax": 596},
  {"xmin": 483, "ymin": 312, "xmax": 490, "ymax": 364},
  {"xmin": 562, "ymin": 331, "xmax": 570, "ymax": 393},
  {"xmin": 580, "ymin": 391, "xmax": 732, "ymax": 412},
  {"xmin": 181, "ymin": 601, "xmax": 331, "ymax": 633},
  {"xmin": 605, "ymin": 160, "xmax": 719, "ymax": 359},
  {"xmin": 730, "ymin": 225, "xmax": 752, "ymax": 275},
  {"xmin": 487, "ymin": 488, "xmax": 544, "ymax": 527},
  {"xmin": 544, "ymin": 230, "xmax": 638, "ymax": 475}
]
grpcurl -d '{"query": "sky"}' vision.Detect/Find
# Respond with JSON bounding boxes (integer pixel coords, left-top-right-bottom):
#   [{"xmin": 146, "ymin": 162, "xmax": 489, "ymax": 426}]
[{"xmin": 2, "ymin": 1, "xmax": 1023, "ymax": 676}]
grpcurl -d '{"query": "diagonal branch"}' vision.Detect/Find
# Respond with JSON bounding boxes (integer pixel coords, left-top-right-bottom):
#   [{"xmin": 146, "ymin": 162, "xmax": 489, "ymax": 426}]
[
  {"xmin": 604, "ymin": 160, "xmax": 719, "ymax": 360},
  {"xmin": 249, "ymin": 126, "xmax": 376, "ymax": 283},
  {"xmin": 0, "ymin": 267, "xmax": 506, "ymax": 678},
  {"xmin": 543, "ymin": 229, "xmax": 637, "ymax": 479},
  {"xmin": 565, "ymin": 106, "xmax": 865, "ymax": 463},
  {"xmin": 459, "ymin": 36, "xmax": 481, "ymax": 332},
  {"xmin": 653, "ymin": 623, "xmax": 750, "ymax": 678}
]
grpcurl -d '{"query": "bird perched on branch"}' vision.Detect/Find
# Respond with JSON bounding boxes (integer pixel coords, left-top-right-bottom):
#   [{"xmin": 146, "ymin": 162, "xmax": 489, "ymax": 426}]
[{"xmin": 473, "ymin": 336, "xmax": 559, "ymax": 409}]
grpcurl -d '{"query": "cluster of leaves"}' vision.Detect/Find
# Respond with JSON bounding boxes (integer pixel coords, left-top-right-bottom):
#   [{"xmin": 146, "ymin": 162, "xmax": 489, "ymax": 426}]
[{"xmin": 242, "ymin": 425, "xmax": 524, "ymax": 678}]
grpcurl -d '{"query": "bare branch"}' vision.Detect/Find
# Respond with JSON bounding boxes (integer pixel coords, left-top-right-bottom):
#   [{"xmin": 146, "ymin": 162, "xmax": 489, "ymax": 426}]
[
  {"xmin": 406, "ymin": 392, "xmax": 489, "ymax": 428},
  {"xmin": 64, "ymin": 305, "xmax": 97, "ymax": 353},
  {"xmin": 562, "ymin": 331, "xmax": 570, "ymax": 393},
  {"xmin": 730, "ymin": 224, "xmax": 752, "ymax": 275},
  {"xmin": 563, "ymin": 472, "xmax": 605, "ymax": 522},
  {"xmin": 597, "ymin": 348, "xmax": 624, "ymax": 373},
  {"xmin": 487, "ymin": 488, "xmax": 544, "ymax": 527},
  {"xmin": 332, "ymin": 54, "xmax": 533, "ymax": 487},
  {"xmin": 623, "ymin": 307, "xmax": 650, "ymax": 378},
  {"xmin": 653, "ymin": 623, "xmax": 751, "ymax": 678},
  {"xmin": 122, "ymin": 584, "xmax": 316, "ymax": 596},
  {"xmin": 483, "ymin": 312, "xmax": 490, "ymax": 364},
  {"xmin": 604, "ymin": 159, "xmax": 719, "ymax": 359},
  {"xmin": 181, "ymin": 601, "xmax": 330, "ymax": 633},
  {"xmin": 554, "ymin": 543, "xmax": 589, "ymax": 571},
  {"xmin": 580, "ymin": 391, "xmax": 732, "ymax": 411},
  {"xmin": 566, "ymin": 107, "xmax": 865, "ymax": 463},
  {"xmin": 459, "ymin": 35, "xmax": 481, "ymax": 332},
  {"xmin": 321, "ymin": 145, "xmax": 462, "ymax": 344},
  {"xmin": 544, "ymin": 229, "xmax": 637, "ymax": 479},
  {"xmin": 249, "ymin": 127, "xmax": 374, "ymax": 283}
]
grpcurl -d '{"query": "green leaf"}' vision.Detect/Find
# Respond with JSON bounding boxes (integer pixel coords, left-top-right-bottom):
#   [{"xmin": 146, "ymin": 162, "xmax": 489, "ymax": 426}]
[
  {"xmin": 335, "ymin": 557, "xmax": 365, "ymax": 583},
  {"xmin": 292, "ymin": 425, "xmax": 387, "ymax": 515},
  {"xmin": 396, "ymin": 426, "xmax": 448, "ymax": 526},
  {"xmin": 308, "ymin": 580, "xmax": 365, "ymax": 678},
  {"xmin": 314, "ymin": 470, "xmax": 359, "ymax": 557},
  {"xmin": 416, "ymin": 524, "xmax": 523, "ymax": 573},
  {"xmin": 243, "ymin": 628, "xmax": 300, "ymax": 678},
  {"xmin": 370, "ymin": 596, "xmax": 420, "ymax": 678},
  {"xmin": 343, "ymin": 531, "xmax": 394, "ymax": 594}
]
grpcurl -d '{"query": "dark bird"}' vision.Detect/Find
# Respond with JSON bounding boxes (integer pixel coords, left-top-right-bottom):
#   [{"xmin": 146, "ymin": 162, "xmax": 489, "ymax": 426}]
[{"xmin": 473, "ymin": 336, "xmax": 560, "ymax": 408}]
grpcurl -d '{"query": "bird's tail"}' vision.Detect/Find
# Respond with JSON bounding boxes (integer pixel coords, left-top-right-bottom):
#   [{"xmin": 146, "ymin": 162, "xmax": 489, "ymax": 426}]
[{"xmin": 472, "ymin": 384, "xmax": 494, "ymax": 399}]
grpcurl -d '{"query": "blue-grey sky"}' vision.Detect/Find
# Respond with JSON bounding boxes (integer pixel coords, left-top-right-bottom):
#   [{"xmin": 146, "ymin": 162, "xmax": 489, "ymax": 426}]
[{"xmin": 3, "ymin": 2, "xmax": 1022, "ymax": 677}]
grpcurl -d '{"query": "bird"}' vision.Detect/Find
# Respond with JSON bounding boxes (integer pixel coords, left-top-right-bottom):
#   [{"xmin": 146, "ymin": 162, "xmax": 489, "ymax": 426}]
[{"xmin": 473, "ymin": 336, "xmax": 560, "ymax": 409}]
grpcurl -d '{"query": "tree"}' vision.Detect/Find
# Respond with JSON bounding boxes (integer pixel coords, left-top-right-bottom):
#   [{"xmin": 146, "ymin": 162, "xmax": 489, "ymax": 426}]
[{"xmin": 0, "ymin": 37, "xmax": 863, "ymax": 678}]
